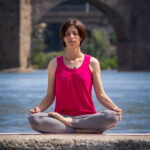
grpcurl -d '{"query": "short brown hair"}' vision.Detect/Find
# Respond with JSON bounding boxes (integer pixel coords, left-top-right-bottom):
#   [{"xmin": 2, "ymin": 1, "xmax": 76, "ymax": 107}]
[{"xmin": 60, "ymin": 18, "xmax": 87, "ymax": 47}]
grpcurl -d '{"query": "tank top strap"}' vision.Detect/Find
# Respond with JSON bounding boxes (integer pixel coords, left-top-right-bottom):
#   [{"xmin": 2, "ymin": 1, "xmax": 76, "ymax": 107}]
[
  {"xmin": 84, "ymin": 54, "xmax": 91, "ymax": 64},
  {"xmin": 82, "ymin": 54, "xmax": 91, "ymax": 70},
  {"xmin": 56, "ymin": 56, "xmax": 63, "ymax": 72}
]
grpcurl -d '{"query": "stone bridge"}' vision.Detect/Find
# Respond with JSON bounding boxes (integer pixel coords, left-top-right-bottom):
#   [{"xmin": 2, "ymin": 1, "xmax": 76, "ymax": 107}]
[{"xmin": 0, "ymin": 0, "xmax": 150, "ymax": 71}]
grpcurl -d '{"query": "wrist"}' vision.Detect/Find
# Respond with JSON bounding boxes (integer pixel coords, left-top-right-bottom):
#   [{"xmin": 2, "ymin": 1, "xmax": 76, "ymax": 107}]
[{"xmin": 112, "ymin": 106, "xmax": 118, "ymax": 111}]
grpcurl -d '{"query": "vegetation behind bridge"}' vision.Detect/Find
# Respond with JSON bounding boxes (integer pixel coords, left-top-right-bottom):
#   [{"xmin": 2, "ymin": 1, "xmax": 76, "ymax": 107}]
[{"xmin": 31, "ymin": 24, "xmax": 117, "ymax": 70}]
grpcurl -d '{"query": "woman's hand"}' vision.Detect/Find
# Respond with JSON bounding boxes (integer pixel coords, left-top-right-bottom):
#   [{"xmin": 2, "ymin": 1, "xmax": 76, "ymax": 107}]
[
  {"xmin": 29, "ymin": 107, "xmax": 41, "ymax": 116},
  {"xmin": 113, "ymin": 107, "xmax": 122, "ymax": 121}
]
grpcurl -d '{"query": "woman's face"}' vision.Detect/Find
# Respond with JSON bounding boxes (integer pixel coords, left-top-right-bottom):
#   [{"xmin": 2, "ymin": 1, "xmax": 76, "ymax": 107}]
[{"xmin": 63, "ymin": 25, "xmax": 82, "ymax": 49}]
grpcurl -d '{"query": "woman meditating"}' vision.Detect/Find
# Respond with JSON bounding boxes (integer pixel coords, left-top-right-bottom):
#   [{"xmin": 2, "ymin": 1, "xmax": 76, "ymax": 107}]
[{"xmin": 28, "ymin": 18, "xmax": 122, "ymax": 134}]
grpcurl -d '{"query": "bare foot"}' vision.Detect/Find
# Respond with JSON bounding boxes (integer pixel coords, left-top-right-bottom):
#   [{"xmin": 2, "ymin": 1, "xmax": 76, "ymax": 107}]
[{"xmin": 48, "ymin": 112, "xmax": 73, "ymax": 127}]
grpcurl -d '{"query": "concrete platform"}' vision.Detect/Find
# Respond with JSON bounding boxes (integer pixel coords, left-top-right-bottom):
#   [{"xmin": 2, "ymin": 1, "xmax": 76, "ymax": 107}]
[{"xmin": 0, "ymin": 133, "xmax": 150, "ymax": 150}]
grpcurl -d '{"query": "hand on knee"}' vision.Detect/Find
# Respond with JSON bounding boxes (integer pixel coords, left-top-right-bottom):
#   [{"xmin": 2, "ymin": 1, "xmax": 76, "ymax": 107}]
[{"xmin": 103, "ymin": 110, "xmax": 119, "ymax": 123}]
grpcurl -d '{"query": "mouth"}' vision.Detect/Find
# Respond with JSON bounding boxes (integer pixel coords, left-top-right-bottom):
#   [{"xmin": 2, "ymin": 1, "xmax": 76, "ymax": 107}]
[
  {"xmin": 68, "ymin": 41, "xmax": 76, "ymax": 45},
  {"xmin": 68, "ymin": 41, "xmax": 75, "ymax": 43}
]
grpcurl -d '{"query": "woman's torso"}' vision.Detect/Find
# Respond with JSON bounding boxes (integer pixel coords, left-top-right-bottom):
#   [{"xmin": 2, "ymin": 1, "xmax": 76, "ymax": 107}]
[{"xmin": 54, "ymin": 54, "xmax": 97, "ymax": 116}]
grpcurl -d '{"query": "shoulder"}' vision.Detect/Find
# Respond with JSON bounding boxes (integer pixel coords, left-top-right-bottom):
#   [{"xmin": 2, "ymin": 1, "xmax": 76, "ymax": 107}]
[
  {"xmin": 89, "ymin": 56, "xmax": 100, "ymax": 71},
  {"xmin": 48, "ymin": 57, "xmax": 58, "ymax": 72},
  {"xmin": 90, "ymin": 56, "xmax": 99, "ymax": 66},
  {"xmin": 88, "ymin": 56, "xmax": 101, "ymax": 73}
]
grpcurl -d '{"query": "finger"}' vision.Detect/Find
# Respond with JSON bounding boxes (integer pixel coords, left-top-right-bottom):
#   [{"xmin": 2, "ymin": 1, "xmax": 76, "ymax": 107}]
[
  {"xmin": 116, "ymin": 109, "xmax": 122, "ymax": 113},
  {"xmin": 116, "ymin": 110, "xmax": 122, "ymax": 114},
  {"xmin": 120, "ymin": 115, "xmax": 122, "ymax": 120},
  {"xmin": 35, "ymin": 107, "xmax": 40, "ymax": 112},
  {"xmin": 116, "ymin": 113, "xmax": 121, "ymax": 117},
  {"xmin": 117, "ymin": 112, "xmax": 122, "ymax": 115},
  {"xmin": 117, "ymin": 115, "xmax": 121, "ymax": 121},
  {"xmin": 35, "ymin": 108, "xmax": 38, "ymax": 112},
  {"xmin": 117, "ymin": 115, "xmax": 122, "ymax": 119},
  {"xmin": 29, "ymin": 111, "xmax": 34, "ymax": 116},
  {"xmin": 30, "ymin": 108, "xmax": 37, "ymax": 115},
  {"xmin": 29, "ymin": 110, "xmax": 34, "ymax": 114},
  {"xmin": 30, "ymin": 109, "xmax": 36, "ymax": 113},
  {"xmin": 115, "ymin": 108, "xmax": 122, "ymax": 112}
]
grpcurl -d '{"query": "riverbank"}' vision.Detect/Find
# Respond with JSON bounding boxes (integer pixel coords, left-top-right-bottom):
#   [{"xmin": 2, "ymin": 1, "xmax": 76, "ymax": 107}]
[
  {"xmin": 0, "ymin": 67, "xmax": 34, "ymax": 73},
  {"xmin": 0, "ymin": 133, "xmax": 150, "ymax": 150}
]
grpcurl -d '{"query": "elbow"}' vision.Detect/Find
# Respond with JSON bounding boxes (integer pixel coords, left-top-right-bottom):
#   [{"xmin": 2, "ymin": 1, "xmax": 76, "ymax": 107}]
[
  {"xmin": 96, "ymin": 92, "xmax": 104, "ymax": 99},
  {"xmin": 45, "ymin": 94, "xmax": 55, "ymax": 104}
]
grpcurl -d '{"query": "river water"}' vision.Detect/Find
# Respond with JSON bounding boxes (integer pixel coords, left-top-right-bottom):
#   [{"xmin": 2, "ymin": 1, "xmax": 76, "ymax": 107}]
[{"xmin": 0, "ymin": 70, "xmax": 150, "ymax": 133}]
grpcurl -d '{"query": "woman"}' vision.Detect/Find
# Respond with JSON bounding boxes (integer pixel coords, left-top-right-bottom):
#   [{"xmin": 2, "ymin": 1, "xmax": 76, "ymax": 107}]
[{"xmin": 28, "ymin": 18, "xmax": 122, "ymax": 134}]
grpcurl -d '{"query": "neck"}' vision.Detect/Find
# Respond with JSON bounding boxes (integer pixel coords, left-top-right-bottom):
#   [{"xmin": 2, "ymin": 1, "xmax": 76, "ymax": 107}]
[{"xmin": 65, "ymin": 47, "xmax": 83, "ymax": 60}]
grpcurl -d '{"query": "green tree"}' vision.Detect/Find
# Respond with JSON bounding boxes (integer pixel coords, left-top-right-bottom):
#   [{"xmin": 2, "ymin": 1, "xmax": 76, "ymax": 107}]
[
  {"xmin": 31, "ymin": 24, "xmax": 48, "ymax": 68},
  {"xmin": 31, "ymin": 24, "xmax": 47, "ymax": 53},
  {"xmin": 82, "ymin": 28, "xmax": 110, "ymax": 60}
]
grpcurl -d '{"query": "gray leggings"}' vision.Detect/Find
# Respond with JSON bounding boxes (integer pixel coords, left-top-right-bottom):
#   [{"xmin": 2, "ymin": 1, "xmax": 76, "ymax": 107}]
[{"xmin": 28, "ymin": 110, "xmax": 119, "ymax": 133}]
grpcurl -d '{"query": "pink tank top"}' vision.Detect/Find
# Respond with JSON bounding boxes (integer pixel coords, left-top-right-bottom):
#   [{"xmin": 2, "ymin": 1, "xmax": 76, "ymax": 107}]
[{"xmin": 55, "ymin": 54, "xmax": 97, "ymax": 116}]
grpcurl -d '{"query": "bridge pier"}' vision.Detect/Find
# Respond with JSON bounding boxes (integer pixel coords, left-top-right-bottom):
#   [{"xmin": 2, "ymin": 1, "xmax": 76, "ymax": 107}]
[
  {"xmin": 0, "ymin": 0, "xmax": 31, "ymax": 71},
  {"xmin": 0, "ymin": 0, "xmax": 150, "ymax": 71},
  {"xmin": 117, "ymin": 41, "xmax": 133, "ymax": 71}
]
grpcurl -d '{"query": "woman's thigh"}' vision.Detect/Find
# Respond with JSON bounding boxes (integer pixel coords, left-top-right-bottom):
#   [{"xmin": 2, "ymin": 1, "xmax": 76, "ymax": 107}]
[
  {"xmin": 28, "ymin": 112, "xmax": 76, "ymax": 133},
  {"xmin": 71, "ymin": 110, "xmax": 119, "ymax": 132}
]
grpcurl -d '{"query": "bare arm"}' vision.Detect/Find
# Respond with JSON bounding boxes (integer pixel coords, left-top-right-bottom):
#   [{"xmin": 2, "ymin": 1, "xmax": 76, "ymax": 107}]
[
  {"xmin": 30, "ymin": 58, "xmax": 57, "ymax": 115},
  {"xmin": 90, "ymin": 57, "xmax": 121, "ymax": 112}
]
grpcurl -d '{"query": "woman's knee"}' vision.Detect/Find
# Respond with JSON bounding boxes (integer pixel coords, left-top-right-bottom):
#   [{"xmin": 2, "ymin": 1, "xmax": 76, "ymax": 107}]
[
  {"xmin": 103, "ymin": 110, "xmax": 119, "ymax": 123},
  {"xmin": 28, "ymin": 113, "xmax": 41, "ymax": 127}
]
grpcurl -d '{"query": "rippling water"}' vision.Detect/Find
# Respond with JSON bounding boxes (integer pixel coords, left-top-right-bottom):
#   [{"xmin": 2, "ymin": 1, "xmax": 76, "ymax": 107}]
[{"xmin": 0, "ymin": 70, "xmax": 150, "ymax": 133}]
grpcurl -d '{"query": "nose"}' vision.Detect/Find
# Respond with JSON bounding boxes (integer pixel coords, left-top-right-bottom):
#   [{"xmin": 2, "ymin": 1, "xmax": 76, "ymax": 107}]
[{"xmin": 69, "ymin": 33, "xmax": 74, "ymax": 38}]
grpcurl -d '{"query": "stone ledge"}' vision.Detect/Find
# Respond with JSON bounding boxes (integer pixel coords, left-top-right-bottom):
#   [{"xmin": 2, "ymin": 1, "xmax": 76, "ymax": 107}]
[{"xmin": 0, "ymin": 133, "xmax": 150, "ymax": 150}]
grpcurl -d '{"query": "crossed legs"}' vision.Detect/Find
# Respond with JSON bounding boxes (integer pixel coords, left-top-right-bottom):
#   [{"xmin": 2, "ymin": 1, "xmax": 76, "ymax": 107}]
[
  {"xmin": 28, "ymin": 112, "xmax": 76, "ymax": 133},
  {"xmin": 28, "ymin": 110, "xmax": 120, "ymax": 134}
]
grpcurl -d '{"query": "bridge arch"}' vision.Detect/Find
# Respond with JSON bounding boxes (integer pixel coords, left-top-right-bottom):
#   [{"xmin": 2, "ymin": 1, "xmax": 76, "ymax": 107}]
[
  {"xmin": 1, "ymin": 0, "xmax": 150, "ymax": 71},
  {"xmin": 83, "ymin": 0, "xmax": 132, "ymax": 70},
  {"xmin": 34, "ymin": 0, "xmax": 132, "ymax": 70}
]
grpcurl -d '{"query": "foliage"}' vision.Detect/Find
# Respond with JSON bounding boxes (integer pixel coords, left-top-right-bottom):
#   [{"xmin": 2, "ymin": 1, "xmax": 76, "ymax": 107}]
[
  {"xmin": 31, "ymin": 24, "xmax": 47, "ymax": 53},
  {"xmin": 31, "ymin": 26, "xmax": 117, "ymax": 70},
  {"xmin": 31, "ymin": 51, "xmax": 65, "ymax": 69},
  {"xmin": 110, "ymin": 33, "xmax": 117, "ymax": 45},
  {"xmin": 31, "ymin": 51, "xmax": 46, "ymax": 69},
  {"xmin": 81, "ymin": 28, "xmax": 110, "ymax": 60},
  {"xmin": 31, "ymin": 24, "xmax": 65, "ymax": 69},
  {"xmin": 100, "ymin": 56, "xmax": 118, "ymax": 70},
  {"xmin": 31, "ymin": 50, "xmax": 117, "ymax": 70},
  {"xmin": 81, "ymin": 28, "xmax": 117, "ymax": 69}
]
